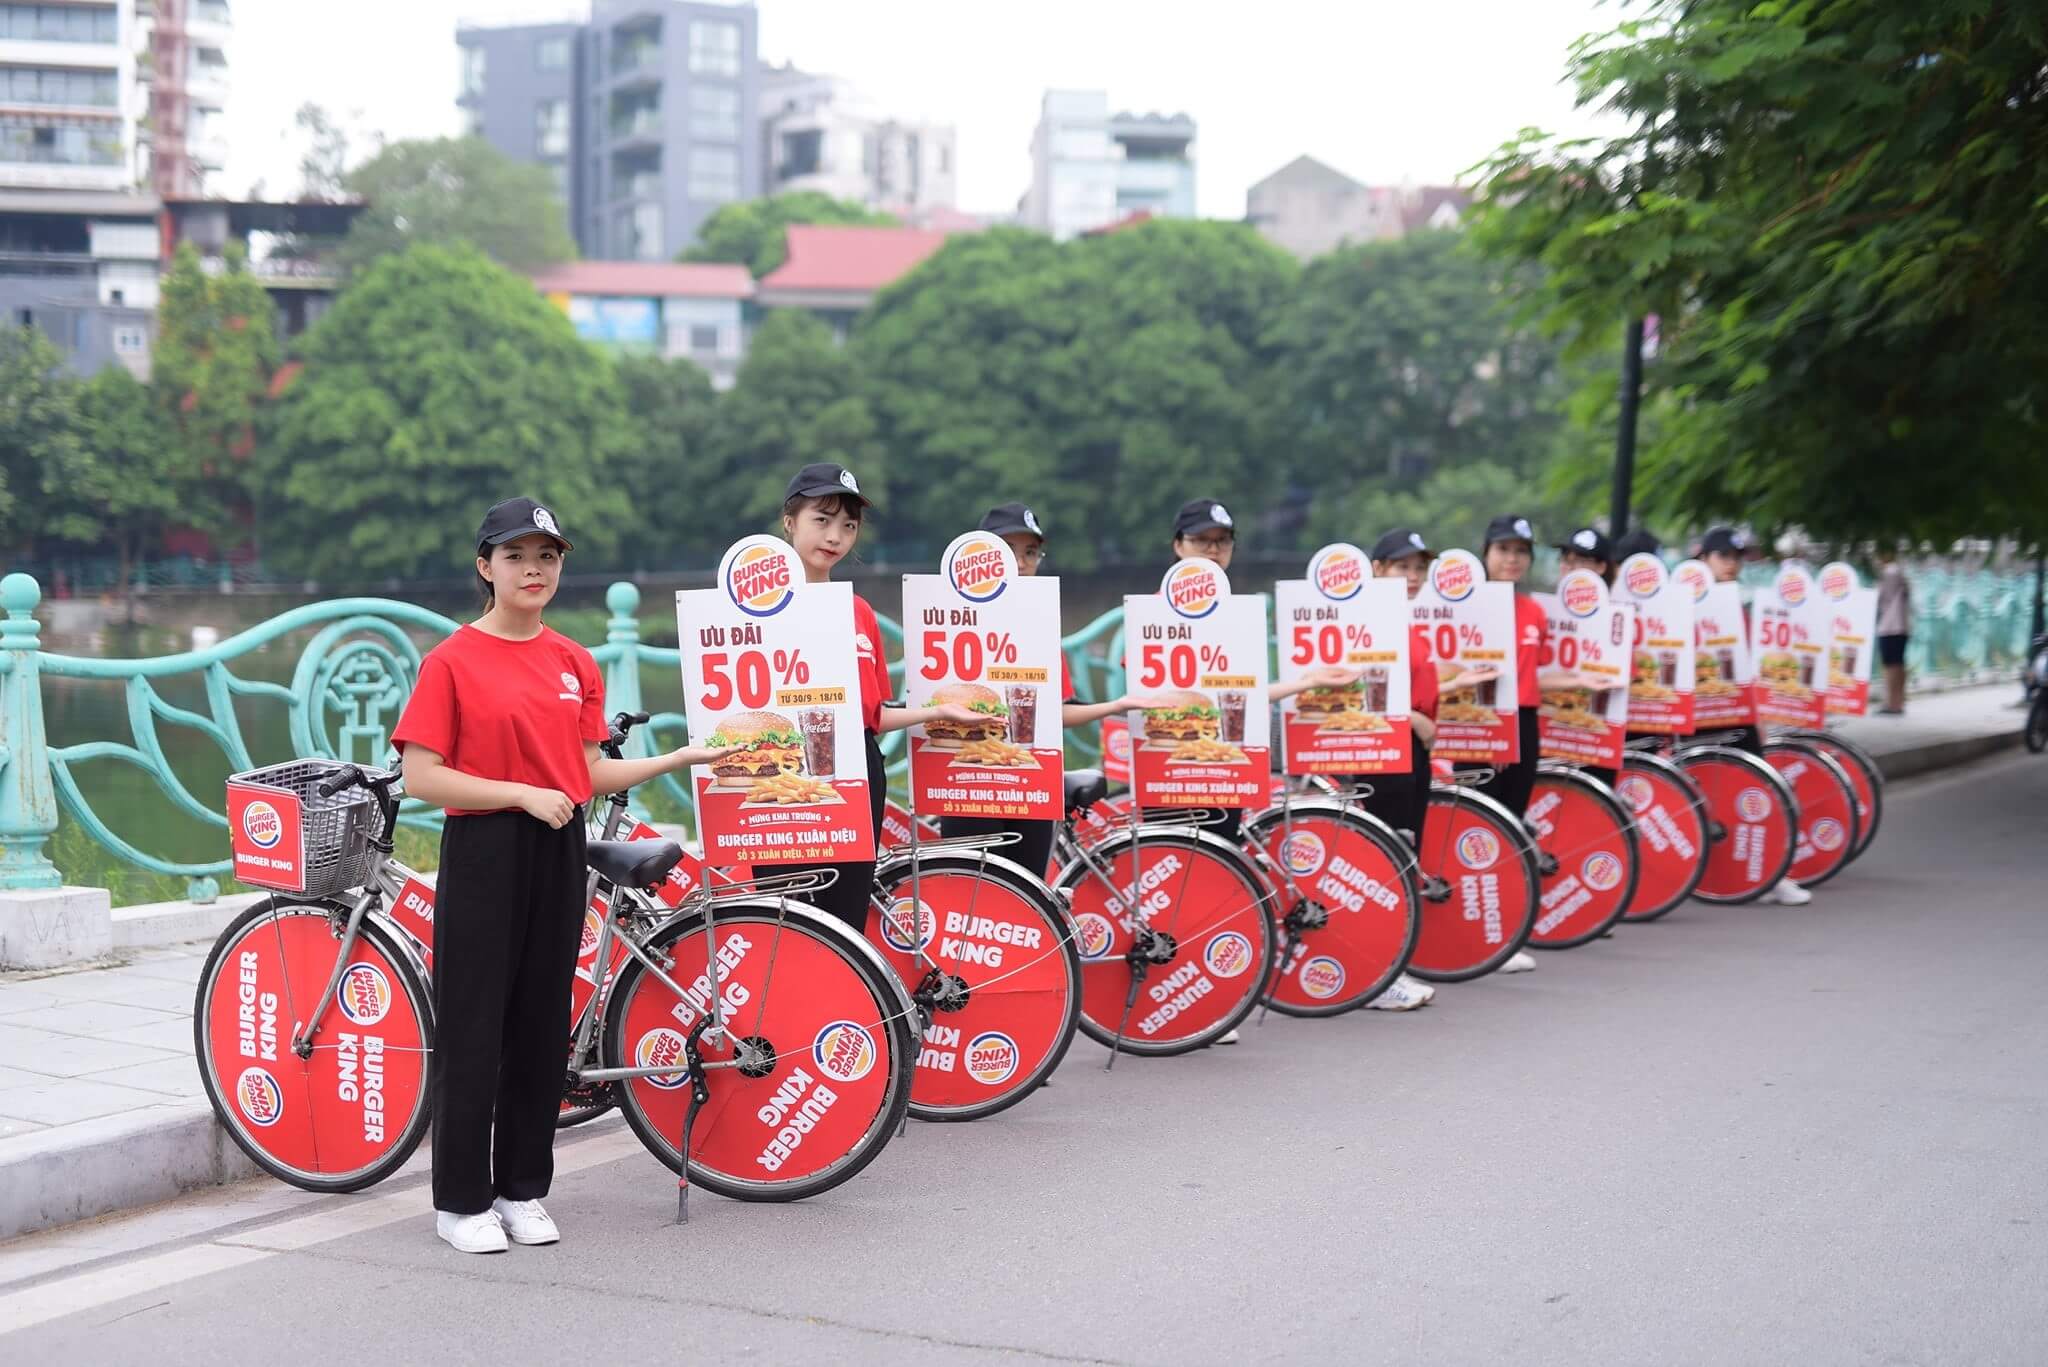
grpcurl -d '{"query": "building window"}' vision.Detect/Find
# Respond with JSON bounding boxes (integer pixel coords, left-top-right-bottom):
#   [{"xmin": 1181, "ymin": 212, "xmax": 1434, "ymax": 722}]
[
  {"xmin": 777, "ymin": 128, "xmax": 820, "ymax": 181},
  {"xmin": 459, "ymin": 44, "xmax": 485, "ymax": 98},
  {"xmin": 689, "ymin": 324, "xmax": 719, "ymax": 355},
  {"xmin": 548, "ymin": 161, "xmax": 569, "ymax": 202},
  {"xmin": 0, "ymin": 119, "xmax": 122, "ymax": 166},
  {"xmin": 615, "ymin": 202, "xmax": 663, "ymax": 261},
  {"xmin": 687, "ymin": 20, "xmax": 740, "ymax": 76},
  {"xmin": 535, "ymin": 99, "xmax": 569, "ymax": 157},
  {"xmin": 114, "ymin": 326, "xmax": 145, "ymax": 354},
  {"xmin": 462, "ymin": 107, "xmax": 485, "ymax": 139},
  {"xmin": 0, "ymin": 4, "xmax": 118, "ymax": 43},
  {"xmin": 689, "ymin": 84, "xmax": 738, "ymax": 142},
  {"xmin": 0, "ymin": 65, "xmax": 119, "ymax": 108},
  {"xmin": 687, "ymin": 145, "xmax": 739, "ymax": 203},
  {"xmin": 535, "ymin": 35, "xmax": 570, "ymax": 72}
]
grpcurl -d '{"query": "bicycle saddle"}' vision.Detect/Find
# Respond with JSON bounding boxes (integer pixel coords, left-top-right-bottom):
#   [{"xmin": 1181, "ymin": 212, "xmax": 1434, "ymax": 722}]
[
  {"xmin": 1064, "ymin": 769, "xmax": 1108, "ymax": 815},
  {"xmin": 587, "ymin": 837, "xmax": 684, "ymax": 890}
]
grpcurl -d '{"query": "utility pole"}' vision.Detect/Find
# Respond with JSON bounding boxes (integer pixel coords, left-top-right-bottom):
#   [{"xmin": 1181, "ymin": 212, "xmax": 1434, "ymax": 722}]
[{"xmin": 1611, "ymin": 317, "xmax": 1646, "ymax": 537}]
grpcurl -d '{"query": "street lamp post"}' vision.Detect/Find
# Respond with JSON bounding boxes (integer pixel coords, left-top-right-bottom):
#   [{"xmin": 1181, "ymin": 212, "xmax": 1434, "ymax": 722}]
[{"xmin": 1611, "ymin": 317, "xmax": 1646, "ymax": 538}]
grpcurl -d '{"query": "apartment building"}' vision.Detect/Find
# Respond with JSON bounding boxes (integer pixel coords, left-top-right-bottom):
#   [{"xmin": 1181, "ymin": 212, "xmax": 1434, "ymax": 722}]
[
  {"xmin": 1019, "ymin": 90, "xmax": 1195, "ymax": 241},
  {"xmin": 758, "ymin": 61, "xmax": 955, "ymax": 216}
]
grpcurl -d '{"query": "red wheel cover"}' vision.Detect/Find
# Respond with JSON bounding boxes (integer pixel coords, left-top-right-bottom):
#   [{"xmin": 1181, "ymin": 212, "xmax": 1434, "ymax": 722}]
[
  {"xmin": 1525, "ymin": 777, "xmax": 1634, "ymax": 946},
  {"xmin": 1766, "ymin": 747, "xmax": 1857, "ymax": 885},
  {"xmin": 1805, "ymin": 737, "xmax": 1878, "ymax": 855},
  {"xmin": 1615, "ymin": 762, "xmax": 1708, "ymax": 920},
  {"xmin": 1251, "ymin": 814, "xmax": 1413, "ymax": 1009},
  {"xmin": 1409, "ymin": 797, "xmax": 1535, "ymax": 975},
  {"xmin": 201, "ymin": 912, "xmax": 427, "ymax": 1179},
  {"xmin": 1687, "ymin": 756, "xmax": 1795, "ymax": 900}
]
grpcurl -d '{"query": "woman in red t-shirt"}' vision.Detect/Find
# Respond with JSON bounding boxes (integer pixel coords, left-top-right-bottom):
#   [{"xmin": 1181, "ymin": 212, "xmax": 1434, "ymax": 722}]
[
  {"xmin": 1469, "ymin": 514, "xmax": 1546, "ymax": 821},
  {"xmin": 392, "ymin": 497, "xmax": 732, "ymax": 1256},
  {"xmin": 775, "ymin": 465, "xmax": 987, "ymax": 931},
  {"xmin": 1366, "ymin": 528, "xmax": 1444, "ymax": 852}
]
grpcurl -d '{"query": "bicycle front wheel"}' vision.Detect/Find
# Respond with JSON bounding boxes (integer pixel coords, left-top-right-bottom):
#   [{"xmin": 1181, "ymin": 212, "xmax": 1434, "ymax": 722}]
[
  {"xmin": 193, "ymin": 897, "xmax": 434, "ymax": 1193},
  {"xmin": 1615, "ymin": 751, "xmax": 1710, "ymax": 922},
  {"xmin": 1763, "ymin": 738, "xmax": 1861, "ymax": 888},
  {"xmin": 1525, "ymin": 768, "xmax": 1640, "ymax": 949},
  {"xmin": 1242, "ymin": 799, "xmax": 1419, "ymax": 1015},
  {"xmin": 1782, "ymin": 729, "xmax": 1884, "ymax": 859},
  {"xmin": 1678, "ymin": 745, "xmax": 1799, "ymax": 904},
  {"xmin": 606, "ymin": 898, "xmax": 915, "ymax": 1203},
  {"xmin": 1406, "ymin": 786, "xmax": 1541, "ymax": 981}
]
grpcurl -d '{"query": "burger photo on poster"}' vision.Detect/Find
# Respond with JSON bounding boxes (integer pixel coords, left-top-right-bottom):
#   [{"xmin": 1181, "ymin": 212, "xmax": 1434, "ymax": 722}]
[
  {"xmin": 703, "ymin": 710, "xmax": 803, "ymax": 790},
  {"xmin": 1142, "ymin": 690, "xmax": 1221, "ymax": 745},
  {"xmin": 1295, "ymin": 677, "xmax": 1365, "ymax": 718},
  {"xmin": 922, "ymin": 683, "xmax": 1009, "ymax": 749}
]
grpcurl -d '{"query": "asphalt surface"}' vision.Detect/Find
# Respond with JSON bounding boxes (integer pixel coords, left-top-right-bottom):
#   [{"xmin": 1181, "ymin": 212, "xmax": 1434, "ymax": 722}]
[{"xmin": 3, "ymin": 752, "xmax": 2043, "ymax": 1366}]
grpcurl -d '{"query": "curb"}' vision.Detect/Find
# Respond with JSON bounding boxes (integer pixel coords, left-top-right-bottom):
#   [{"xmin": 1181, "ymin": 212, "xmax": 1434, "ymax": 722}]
[
  {"xmin": 0, "ymin": 1100, "xmax": 258, "ymax": 1242},
  {"xmin": 1869, "ymin": 731, "xmax": 2020, "ymax": 781}
]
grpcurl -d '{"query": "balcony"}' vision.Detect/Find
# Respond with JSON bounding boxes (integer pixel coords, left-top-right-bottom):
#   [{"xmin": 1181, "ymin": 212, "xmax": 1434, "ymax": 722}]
[
  {"xmin": 185, "ymin": 4, "xmax": 231, "ymax": 51},
  {"xmin": 609, "ymin": 107, "xmax": 661, "ymax": 145},
  {"xmin": 620, "ymin": 171, "xmax": 662, "ymax": 202},
  {"xmin": 608, "ymin": 40, "xmax": 661, "ymax": 87}
]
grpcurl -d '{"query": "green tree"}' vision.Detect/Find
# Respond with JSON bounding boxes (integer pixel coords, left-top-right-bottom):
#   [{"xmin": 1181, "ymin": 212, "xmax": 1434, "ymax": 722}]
[
  {"xmin": 611, "ymin": 353, "xmax": 720, "ymax": 563},
  {"xmin": 1472, "ymin": 0, "xmax": 2048, "ymax": 544},
  {"xmin": 681, "ymin": 190, "xmax": 897, "ymax": 277},
  {"xmin": 0, "ymin": 325, "xmax": 83, "ymax": 534},
  {"xmin": 339, "ymin": 137, "xmax": 575, "ymax": 274},
  {"xmin": 264, "ymin": 243, "xmax": 633, "ymax": 581},
  {"xmin": 41, "ymin": 367, "xmax": 184, "ymax": 588}
]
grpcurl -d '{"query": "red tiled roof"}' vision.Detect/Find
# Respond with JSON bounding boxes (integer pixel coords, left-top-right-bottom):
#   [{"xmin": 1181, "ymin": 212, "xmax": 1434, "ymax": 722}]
[
  {"xmin": 1082, "ymin": 209, "xmax": 1153, "ymax": 237},
  {"xmin": 529, "ymin": 261, "xmax": 754, "ymax": 300},
  {"xmin": 758, "ymin": 224, "xmax": 949, "ymax": 294}
]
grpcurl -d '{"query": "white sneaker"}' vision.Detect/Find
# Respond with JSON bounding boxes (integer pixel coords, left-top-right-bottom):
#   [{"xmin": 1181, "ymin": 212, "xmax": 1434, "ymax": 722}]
[
  {"xmin": 1366, "ymin": 975, "xmax": 1432, "ymax": 1011},
  {"xmin": 1214, "ymin": 1028, "xmax": 1241, "ymax": 1045},
  {"xmin": 436, "ymin": 1209, "xmax": 508, "ymax": 1254},
  {"xmin": 1769, "ymin": 879, "xmax": 1813, "ymax": 906},
  {"xmin": 1498, "ymin": 951, "xmax": 1537, "ymax": 974},
  {"xmin": 491, "ymin": 1197, "xmax": 560, "ymax": 1245}
]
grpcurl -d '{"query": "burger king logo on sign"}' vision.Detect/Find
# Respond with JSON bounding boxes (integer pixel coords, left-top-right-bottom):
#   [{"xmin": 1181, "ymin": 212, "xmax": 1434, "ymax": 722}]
[
  {"xmin": 880, "ymin": 897, "xmax": 936, "ymax": 954},
  {"xmin": 720, "ymin": 537, "xmax": 798, "ymax": 618},
  {"xmin": 1279, "ymin": 830, "xmax": 1327, "ymax": 877},
  {"xmin": 1309, "ymin": 543, "xmax": 1367, "ymax": 602},
  {"xmin": 944, "ymin": 533, "xmax": 1013, "ymax": 604},
  {"xmin": 1581, "ymin": 851, "xmax": 1625, "ymax": 892},
  {"xmin": 1621, "ymin": 554, "xmax": 1665, "ymax": 600},
  {"xmin": 1776, "ymin": 567, "xmax": 1809, "ymax": 607},
  {"xmin": 1163, "ymin": 559, "xmax": 1225, "ymax": 620},
  {"xmin": 1203, "ymin": 931, "xmax": 1254, "ymax": 979},
  {"xmin": 1074, "ymin": 912, "xmax": 1117, "ymax": 960},
  {"xmin": 635, "ymin": 1028, "xmax": 690, "ymax": 1089},
  {"xmin": 236, "ymin": 1067, "xmax": 284, "ymax": 1127},
  {"xmin": 964, "ymin": 1031, "xmax": 1019, "ymax": 1086},
  {"xmin": 242, "ymin": 799, "xmax": 283, "ymax": 850},
  {"xmin": 813, "ymin": 1020, "xmax": 876, "ymax": 1083},
  {"xmin": 1559, "ymin": 570, "xmax": 1604, "ymax": 619},
  {"xmin": 1673, "ymin": 561, "xmax": 1712, "ymax": 604},
  {"xmin": 1430, "ymin": 552, "xmax": 1477, "ymax": 602},
  {"xmin": 1298, "ymin": 955, "xmax": 1346, "ymax": 1000},
  {"xmin": 1456, "ymin": 827, "xmax": 1501, "ymax": 870},
  {"xmin": 1819, "ymin": 562, "xmax": 1856, "ymax": 602},
  {"xmin": 336, "ymin": 962, "xmax": 392, "ymax": 1026}
]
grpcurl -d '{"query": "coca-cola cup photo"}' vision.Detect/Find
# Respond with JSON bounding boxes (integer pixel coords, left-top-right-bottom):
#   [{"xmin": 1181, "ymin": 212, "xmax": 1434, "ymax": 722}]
[
  {"xmin": 1364, "ymin": 668, "xmax": 1388, "ymax": 713},
  {"xmin": 1475, "ymin": 677, "xmax": 1497, "ymax": 708},
  {"xmin": 1658, "ymin": 653, "xmax": 1677, "ymax": 687},
  {"xmin": 1005, "ymin": 685, "xmax": 1038, "ymax": 744},
  {"xmin": 1219, "ymin": 691, "xmax": 1247, "ymax": 742},
  {"xmin": 1717, "ymin": 650, "xmax": 1735, "ymax": 681},
  {"xmin": 1797, "ymin": 654, "xmax": 1816, "ymax": 687},
  {"xmin": 799, "ymin": 709, "xmax": 836, "ymax": 779}
]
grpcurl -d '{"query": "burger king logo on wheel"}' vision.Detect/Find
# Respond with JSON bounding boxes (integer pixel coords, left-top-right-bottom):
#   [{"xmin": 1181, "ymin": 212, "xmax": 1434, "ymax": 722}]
[
  {"xmin": 1279, "ymin": 830, "xmax": 1327, "ymax": 877},
  {"xmin": 1298, "ymin": 956, "xmax": 1346, "ymax": 1000},
  {"xmin": 236, "ymin": 1067, "xmax": 284, "ymax": 1127},
  {"xmin": 719, "ymin": 536, "xmax": 799, "ymax": 618},
  {"xmin": 1074, "ymin": 912, "xmax": 1117, "ymax": 960},
  {"xmin": 578, "ymin": 907, "xmax": 603, "ymax": 960},
  {"xmin": 1621, "ymin": 554, "xmax": 1666, "ymax": 600},
  {"xmin": 1616, "ymin": 775, "xmax": 1655, "ymax": 816},
  {"xmin": 1736, "ymin": 787, "xmax": 1773, "ymax": 823},
  {"xmin": 943, "ymin": 532, "xmax": 1015, "ymax": 604},
  {"xmin": 964, "ymin": 1031, "xmax": 1020, "ymax": 1086},
  {"xmin": 1309, "ymin": 543, "xmax": 1367, "ymax": 602},
  {"xmin": 880, "ymin": 897, "xmax": 936, "ymax": 953},
  {"xmin": 1203, "ymin": 931, "xmax": 1254, "ymax": 979},
  {"xmin": 813, "ymin": 1020, "xmax": 877, "ymax": 1083},
  {"xmin": 1581, "ymin": 851, "xmax": 1625, "ymax": 892},
  {"xmin": 335, "ymin": 962, "xmax": 392, "ymax": 1026},
  {"xmin": 1812, "ymin": 817, "xmax": 1846, "ymax": 852},
  {"xmin": 1162, "ymin": 559, "xmax": 1227, "ymax": 620},
  {"xmin": 242, "ymin": 800, "xmax": 283, "ymax": 850},
  {"xmin": 635, "ymin": 1028, "xmax": 691, "ymax": 1089},
  {"xmin": 1456, "ymin": 827, "xmax": 1501, "ymax": 871},
  {"xmin": 1430, "ymin": 551, "xmax": 1479, "ymax": 603},
  {"xmin": 1559, "ymin": 569, "xmax": 1605, "ymax": 619}
]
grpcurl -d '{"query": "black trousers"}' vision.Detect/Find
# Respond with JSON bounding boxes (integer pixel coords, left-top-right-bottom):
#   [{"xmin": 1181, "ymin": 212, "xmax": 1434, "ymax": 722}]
[
  {"xmin": 1729, "ymin": 724, "xmax": 1765, "ymax": 760},
  {"xmin": 431, "ymin": 809, "xmax": 586, "ymax": 1216},
  {"xmin": 1361, "ymin": 739, "xmax": 1433, "ymax": 851},
  {"xmin": 1464, "ymin": 707, "xmax": 1541, "ymax": 819},
  {"xmin": 787, "ymin": 731, "xmax": 888, "ymax": 933},
  {"xmin": 938, "ymin": 815, "xmax": 1056, "ymax": 882}
]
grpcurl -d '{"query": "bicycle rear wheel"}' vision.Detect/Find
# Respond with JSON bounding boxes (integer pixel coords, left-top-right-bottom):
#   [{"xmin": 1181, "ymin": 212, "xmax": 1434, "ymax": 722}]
[
  {"xmin": 1053, "ymin": 827, "xmax": 1275, "ymax": 1055},
  {"xmin": 1406, "ymin": 786, "xmax": 1541, "ymax": 981},
  {"xmin": 1781, "ymin": 729, "xmax": 1884, "ymax": 861},
  {"xmin": 1677, "ymin": 745, "xmax": 1799, "ymax": 904},
  {"xmin": 868, "ymin": 850, "xmax": 1081, "ymax": 1122},
  {"xmin": 1763, "ymin": 738, "xmax": 1861, "ymax": 887},
  {"xmin": 1242, "ymin": 799, "xmax": 1419, "ymax": 1014},
  {"xmin": 1615, "ymin": 751, "xmax": 1710, "ymax": 922},
  {"xmin": 194, "ymin": 897, "xmax": 433, "ymax": 1193},
  {"xmin": 606, "ymin": 898, "xmax": 914, "ymax": 1203},
  {"xmin": 1525, "ymin": 768, "xmax": 1640, "ymax": 949}
]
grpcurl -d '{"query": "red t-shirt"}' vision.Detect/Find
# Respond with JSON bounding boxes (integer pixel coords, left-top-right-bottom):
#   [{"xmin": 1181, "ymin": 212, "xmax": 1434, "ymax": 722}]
[
  {"xmin": 1514, "ymin": 593, "xmax": 1546, "ymax": 709},
  {"xmin": 852, "ymin": 595, "xmax": 889, "ymax": 734},
  {"xmin": 1407, "ymin": 622, "xmax": 1440, "ymax": 722},
  {"xmin": 392, "ymin": 624, "xmax": 607, "ymax": 815},
  {"xmin": 1060, "ymin": 657, "xmax": 1076, "ymax": 703}
]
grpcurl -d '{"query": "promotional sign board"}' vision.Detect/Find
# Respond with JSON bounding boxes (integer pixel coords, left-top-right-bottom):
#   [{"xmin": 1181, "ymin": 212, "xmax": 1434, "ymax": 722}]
[
  {"xmin": 1676, "ymin": 558, "xmax": 1758, "ymax": 728},
  {"xmin": 1122, "ymin": 559, "xmax": 1271, "ymax": 808},
  {"xmin": 1099, "ymin": 715, "xmax": 1132, "ymax": 787},
  {"xmin": 1534, "ymin": 569, "xmax": 1631, "ymax": 768},
  {"xmin": 1614, "ymin": 553, "xmax": 1696, "ymax": 735},
  {"xmin": 1275, "ymin": 543, "xmax": 1411, "ymax": 775},
  {"xmin": 1819, "ymin": 561, "xmax": 1876, "ymax": 717},
  {"xmin": 226, "ymin": 781, "xmax": 307, "ymax": 893},
  {"xmin": 678, "ymin": 536, "xmax": 874, "ymax": 864},
  {"xmin": 903, "ymin": 533, "xmax": 1065, "ymax": 821},
  {"xmin": 1753, "ymin": 561, "xmax": 1834, "ymax": 728},
  {"xmin": 1410, "ymin": 549, "xmax": 1517, "ymax": 764}
]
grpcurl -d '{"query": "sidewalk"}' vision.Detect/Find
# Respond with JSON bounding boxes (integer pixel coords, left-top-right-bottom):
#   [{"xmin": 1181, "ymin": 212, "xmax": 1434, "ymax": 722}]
[{"xmin": 0, "ymin": 683, "xmax": 2027, "ymax": 1242}]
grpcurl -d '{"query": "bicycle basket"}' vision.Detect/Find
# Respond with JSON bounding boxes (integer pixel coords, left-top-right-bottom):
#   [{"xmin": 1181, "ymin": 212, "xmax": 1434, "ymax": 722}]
[{"xmin": 226, "ymin": 760, "xmax": 391, "ymax": 896}]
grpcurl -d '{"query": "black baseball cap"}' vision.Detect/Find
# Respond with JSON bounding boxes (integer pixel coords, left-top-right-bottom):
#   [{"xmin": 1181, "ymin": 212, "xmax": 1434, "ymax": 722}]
[
  {"xmin": 1555, "ymin": 525, "xmax": 1616, "ymax": 563},
  {"xmin": 979, "ymin": 502, "xmax": 1046, "ymax": 540},
  {"xmin": 1172, "ymin": 499, "xmax": 1236, "ymax": 539},
  {"xmin": 1483, "ymin": 514, "xmax": 1537, "ymax": 549},
  {"xmin": 477, "ymin": 496, "xmax": 572, "ymax": 553},
  {"xmin": 1370, "ymin": 528, "xmax": 1433, "ymax": 562},
  {"xmin": 1613, "ymin": 528, "xmax": 1662, "ymax": 560},
  {"xmin": 783, "ymin": 462, "xmax": 872, "ymax": 508},
  {"xmin": 1699, "ymin": 526, "xmax": 1750, "ymax": 556}
]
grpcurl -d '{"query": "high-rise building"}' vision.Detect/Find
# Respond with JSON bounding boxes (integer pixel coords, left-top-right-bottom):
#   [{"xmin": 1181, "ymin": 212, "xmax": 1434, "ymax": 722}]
[
  {"xmin": 457, "ymin": 0, "xmax": 763, "ymax": 262},
  {"xmin": 138, "ymin": 0, "xmax": 231, "ymax": 199},
  {"xmin": 758, "ymin": 61, "xmax": 955, "ymax": 216},
  {"xmin": 1, "ymin": 0, "xmax": 140, "ymax": 194},
  {"xmin": 1019, "ymin": 90, "xmax": 1195, "ymax": 241}
]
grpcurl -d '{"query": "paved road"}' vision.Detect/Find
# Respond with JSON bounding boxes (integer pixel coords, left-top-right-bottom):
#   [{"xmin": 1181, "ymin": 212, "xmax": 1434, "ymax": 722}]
[{"xmin": 3, "ymin": 753, "xmax": 2043, "ymax": 1365}]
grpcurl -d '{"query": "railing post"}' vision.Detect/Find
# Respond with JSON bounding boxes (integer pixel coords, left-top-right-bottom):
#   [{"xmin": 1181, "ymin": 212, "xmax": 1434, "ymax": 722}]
[
  {"xmin": 0, "ymin": 573, "xmax": 62, "ymax": 890},
  {"xmin": 604, "ymin": 582, "xmax": 647, "ymax": 752}
]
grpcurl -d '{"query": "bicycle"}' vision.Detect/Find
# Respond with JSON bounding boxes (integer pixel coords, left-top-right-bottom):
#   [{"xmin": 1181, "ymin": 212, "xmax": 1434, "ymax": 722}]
[
  {"xmin": 1520, "ymin": 764, "xmax": 1642, "ymax": 949},
  {"xmin": 1663, "ymin": 733, "xmax": 1800, "ymax": 904},
  {"xmin": 1614, "ymin": 742, "xmax": 1712, "ymax": 922},
  {"xmin": 1760, "ymin": 735, "xmax": 1862, "ymax": 888},
  {"xmin": 198, "ymin": 714, "xmax": 918, "ymax": 1209},
  {"xmin": 1404, "ymin": 775, "xmax": 1544, "ymax": 981},
  {"xmin": 1776, "ymin": 728, "xmax": 1885, "ymax": 864}
]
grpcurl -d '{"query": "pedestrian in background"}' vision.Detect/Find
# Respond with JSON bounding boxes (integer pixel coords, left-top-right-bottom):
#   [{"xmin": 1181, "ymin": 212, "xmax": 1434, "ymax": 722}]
[{"xmin": 1876, "ymin": 554, "xmax": 1911, "ymax": 715}]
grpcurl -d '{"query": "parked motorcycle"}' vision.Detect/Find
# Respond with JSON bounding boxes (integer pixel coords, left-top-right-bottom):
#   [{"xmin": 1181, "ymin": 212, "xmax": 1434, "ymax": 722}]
[{"xmin": 2025, "ymin": 632, "xmax": 2048, "ymax": 754}]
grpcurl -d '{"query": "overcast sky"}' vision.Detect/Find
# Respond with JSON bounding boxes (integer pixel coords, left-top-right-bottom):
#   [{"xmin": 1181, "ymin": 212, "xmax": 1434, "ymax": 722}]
[{"xmin": 222, "ymin": 0, "xmax": 1615, "ymax": 216}]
